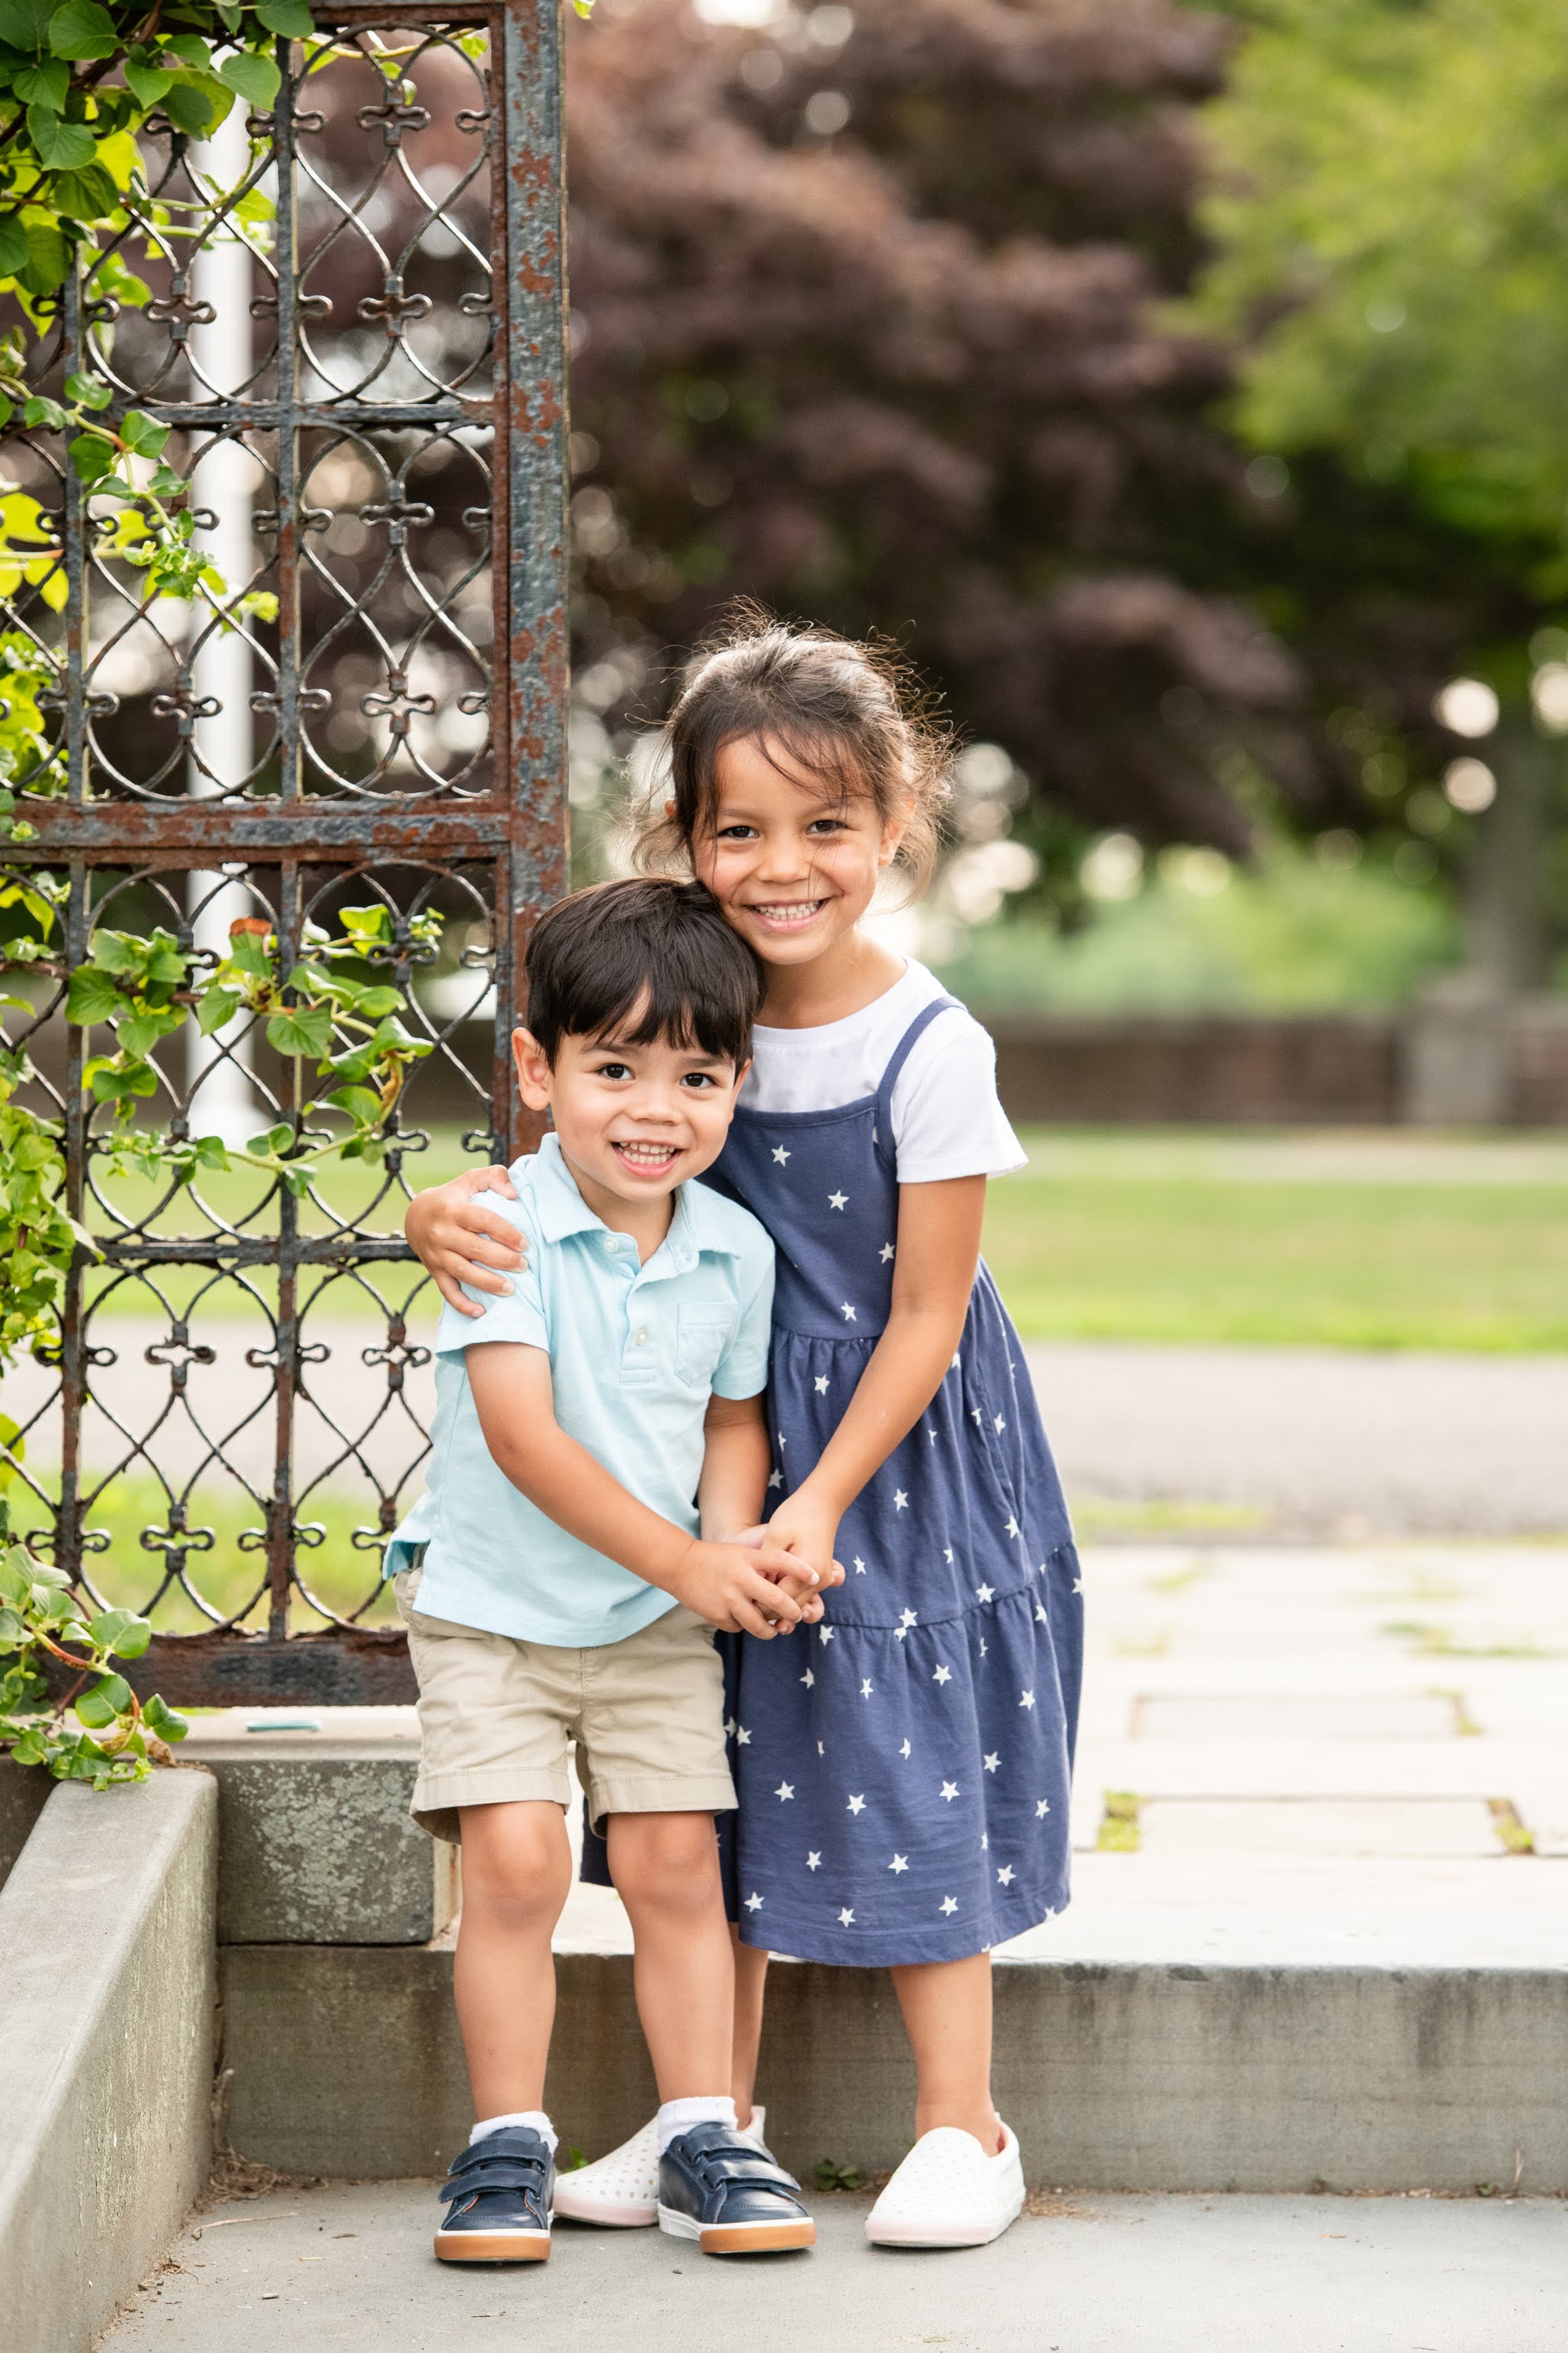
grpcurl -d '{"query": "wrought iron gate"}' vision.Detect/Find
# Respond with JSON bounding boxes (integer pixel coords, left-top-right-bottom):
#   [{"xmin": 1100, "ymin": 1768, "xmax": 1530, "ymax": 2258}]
[{"xmin": 2, "ymin": 6, "xmax": 567, "ymax": 1702}]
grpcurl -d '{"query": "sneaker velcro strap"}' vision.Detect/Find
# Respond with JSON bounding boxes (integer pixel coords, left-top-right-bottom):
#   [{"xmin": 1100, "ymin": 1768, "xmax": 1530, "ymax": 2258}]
[
  {"xmin": 438, "ymin": 2138, "xmax": 551, "ymax": 2203},
  {"xmin": 685, "ymin": 2140, "xmax": 802, "ymax": 2195}
]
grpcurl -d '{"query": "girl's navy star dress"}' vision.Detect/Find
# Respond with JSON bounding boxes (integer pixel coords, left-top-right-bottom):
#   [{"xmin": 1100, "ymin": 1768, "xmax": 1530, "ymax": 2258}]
[{"xmin": 584, "ymin": 998, "xmax": 1083, "ymax": 1965}]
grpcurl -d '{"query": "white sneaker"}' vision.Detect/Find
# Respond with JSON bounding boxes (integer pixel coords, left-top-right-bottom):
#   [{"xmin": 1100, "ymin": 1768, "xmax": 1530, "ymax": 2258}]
[
  {"xmin": 864, "ymin": 2121, "xmax": 1025, "ymax": 2248},
  {"xmin": 553, "ymin": 2105, "xmax": 769, "ymax": 2228}
]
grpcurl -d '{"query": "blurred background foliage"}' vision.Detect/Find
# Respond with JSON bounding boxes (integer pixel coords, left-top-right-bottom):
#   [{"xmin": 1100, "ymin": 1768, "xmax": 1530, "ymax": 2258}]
[{"xmin": 563, "ymin": 0, "xmax": 1568, "ymax": 1009}]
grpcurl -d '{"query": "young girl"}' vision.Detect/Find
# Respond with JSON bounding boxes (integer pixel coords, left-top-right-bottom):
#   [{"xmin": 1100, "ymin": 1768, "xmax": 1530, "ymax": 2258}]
[{"xmin": 405, "ymin": 613, "xmax": 1082, "ymax": 2248}]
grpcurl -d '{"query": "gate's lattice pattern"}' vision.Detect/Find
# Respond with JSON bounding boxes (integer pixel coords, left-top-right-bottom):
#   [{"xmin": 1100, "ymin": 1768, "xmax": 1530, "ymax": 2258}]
[{"xmin": 0, "ymin": 6, "xmax": 566, "ymax": 1700}]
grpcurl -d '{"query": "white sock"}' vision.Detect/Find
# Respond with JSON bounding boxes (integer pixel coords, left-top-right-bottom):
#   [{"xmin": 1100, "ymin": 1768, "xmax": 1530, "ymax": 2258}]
[
  {"xmin": 656, "ymin": 2095, "xmax": 736, "ymax": 2154},
  {"xmin": 469, "ymin": 2109, "xmax": 557, "ymax": 2153}
]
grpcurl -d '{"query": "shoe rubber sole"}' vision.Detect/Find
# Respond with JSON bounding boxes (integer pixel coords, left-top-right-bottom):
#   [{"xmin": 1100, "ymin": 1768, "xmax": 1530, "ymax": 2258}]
[
  {"xmin": 865, "ymin": 2191, "xmax": 1024, "ymax": 2250},
  {"xmin": 433, "ymin": 2227, "xmax": 552, "ymax": 2263},
  {"xmin": 657, "ymin": 2203, "xmax": 816, "ymax": 2255}
]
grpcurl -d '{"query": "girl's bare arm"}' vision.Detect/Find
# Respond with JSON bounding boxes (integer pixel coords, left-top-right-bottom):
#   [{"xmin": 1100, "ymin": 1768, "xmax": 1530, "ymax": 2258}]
[{"xmin": 763, "ymin": 1176, "xmax": 986, "ymax": 1573}]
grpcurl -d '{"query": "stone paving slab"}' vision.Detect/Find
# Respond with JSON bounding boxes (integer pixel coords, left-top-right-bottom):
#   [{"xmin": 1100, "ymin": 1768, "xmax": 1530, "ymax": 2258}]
[{"xmin": 100, "ymin": 2181, "xmax": 1568, "ymax": 2353}]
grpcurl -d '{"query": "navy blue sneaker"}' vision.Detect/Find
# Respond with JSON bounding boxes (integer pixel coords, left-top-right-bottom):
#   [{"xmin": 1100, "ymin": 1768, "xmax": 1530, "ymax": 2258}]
[
  {"xmin": 434, "ymin": 2126, "xmax": 554, "ymax": 2264},
  {"xmin": 657, "ymin": 2124, "xmax": 815, "ymax": 2255}
]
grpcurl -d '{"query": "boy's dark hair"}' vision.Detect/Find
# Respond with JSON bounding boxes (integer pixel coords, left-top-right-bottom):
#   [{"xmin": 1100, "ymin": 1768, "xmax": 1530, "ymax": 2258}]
[{"xmin": 523, "ymin": 877, "xmax": 762, "ymax": 1068}]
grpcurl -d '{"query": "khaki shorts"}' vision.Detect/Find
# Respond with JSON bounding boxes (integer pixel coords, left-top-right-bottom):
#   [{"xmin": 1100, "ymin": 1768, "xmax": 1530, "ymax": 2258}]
[{"xmin": 394, "ymin": 1569, "xmax": 736, "ymax": 1845}]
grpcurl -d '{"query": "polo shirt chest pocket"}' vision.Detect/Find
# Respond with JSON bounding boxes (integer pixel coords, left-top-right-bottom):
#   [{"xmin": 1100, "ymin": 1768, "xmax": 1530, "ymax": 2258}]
[{"xmin": 674, "ymin": 1305, "xmax": 734, "ymax": 1389}]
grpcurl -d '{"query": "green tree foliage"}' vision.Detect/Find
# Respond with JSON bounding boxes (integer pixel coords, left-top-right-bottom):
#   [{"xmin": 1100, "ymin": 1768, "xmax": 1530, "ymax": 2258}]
[
  {"xmin": 1197, "ymin": 0, "xmax": 1568, "ymax": 560},
  {"xmin": 1194, "ymin": 0, "xmax": 1568, "ymax": 980}
]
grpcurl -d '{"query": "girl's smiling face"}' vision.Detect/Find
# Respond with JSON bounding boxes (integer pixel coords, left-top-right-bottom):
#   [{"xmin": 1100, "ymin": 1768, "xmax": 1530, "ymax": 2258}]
[{"xmin": 690, "ymin": 732, "xmax": 907, "ymax": 970}]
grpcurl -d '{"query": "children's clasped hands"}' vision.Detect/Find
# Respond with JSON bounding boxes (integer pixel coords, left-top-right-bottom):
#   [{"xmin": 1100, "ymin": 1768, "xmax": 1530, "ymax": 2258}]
[{"xmin": 689, "ymin": 1525, "xmax": 844, "ymax": 1640}]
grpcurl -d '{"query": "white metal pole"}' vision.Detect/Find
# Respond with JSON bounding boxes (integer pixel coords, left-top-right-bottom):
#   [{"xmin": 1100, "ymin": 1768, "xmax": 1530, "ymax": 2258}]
[{"xmin": 186, "ymin": 103, "xmax": 259, "ymax": 1147}]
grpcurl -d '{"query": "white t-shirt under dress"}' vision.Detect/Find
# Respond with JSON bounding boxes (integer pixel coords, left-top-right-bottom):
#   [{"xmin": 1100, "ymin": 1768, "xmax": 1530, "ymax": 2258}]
[{"xmin": 739, "ymin": 959, "xmax": 1025, "ymax": 1184}]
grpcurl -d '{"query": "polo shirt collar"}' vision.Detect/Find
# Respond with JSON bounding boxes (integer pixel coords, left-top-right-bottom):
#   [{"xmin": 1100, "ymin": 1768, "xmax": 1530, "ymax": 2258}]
[{"xmin": 519, "ymin": 1133, "xmax": 745, "ymax": 1265}]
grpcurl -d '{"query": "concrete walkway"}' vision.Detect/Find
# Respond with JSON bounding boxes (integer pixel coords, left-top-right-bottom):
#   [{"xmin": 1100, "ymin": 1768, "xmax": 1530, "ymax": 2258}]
[{"xmin": 102, "ymin": 2182, "xmax": 1566, "ymax": 2353}]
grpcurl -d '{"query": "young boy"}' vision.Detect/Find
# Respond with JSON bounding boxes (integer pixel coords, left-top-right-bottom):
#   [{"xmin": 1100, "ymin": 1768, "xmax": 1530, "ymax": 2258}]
[{"xmin": 386, "ymin": 878, "xmax": 821, "ymax": 2264}]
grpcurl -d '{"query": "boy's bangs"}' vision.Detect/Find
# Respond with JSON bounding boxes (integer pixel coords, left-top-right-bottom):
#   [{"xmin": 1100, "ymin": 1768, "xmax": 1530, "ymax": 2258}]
[{"xmin": 586, "ymin": 981, "xmax": 715, "ymax": 1060}]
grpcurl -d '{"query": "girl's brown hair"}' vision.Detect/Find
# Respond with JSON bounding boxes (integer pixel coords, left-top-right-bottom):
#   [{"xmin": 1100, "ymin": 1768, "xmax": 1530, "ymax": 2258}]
[{"xmin": 631, "ymin": 603, "xmax": 953, "ymax": 895}]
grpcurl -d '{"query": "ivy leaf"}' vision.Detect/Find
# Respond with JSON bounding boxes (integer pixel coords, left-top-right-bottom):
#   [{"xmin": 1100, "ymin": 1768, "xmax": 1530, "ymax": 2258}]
[
  {"xmin": 0, "ymin": 1605, "xmax": 27, "ymax": 1648},
  {"xmin": 120, "ymin": 408, "xmax": 169, "ymax": 459},
  {"xmin": 64, "ymin": 964, "xmax": 121, "ymax": 1024},
  {"xmin": 88, "ymin": 929, "xmax": 142, "ymax": 975},
  {"xmin": 22, "ymin": 394, "xmax": 64, "ymax": 431},
  {"xmin": 326, "ymin": 1084, "xmax": 381, "ymax": 1124},
  {"xmin": 26, "ymin": 108, "xmax": 95, "ymax": 169},
  {"xmin": 48, "ymin": 163, "xmax": 119, "ymax": 223},
  {"xmin": 46, "ymin": 0, "xmax": 119, "ymax": 62},
  {"xmin": 64, "ymin": 369, "xmax": 113, "ymax": 411},
  {"xmin": 14, "ymin": 59, "xmax": 70, "ymax": 107},
  {"xmin": 218, "ymin": 50, "xmax": 280, "ymax": 108},
  {"xmin": 20, "ymin": 219, "xmax": 70, "ymax": 296},
  {"xmin": 122, "ymin": 57, "xmax": 174, "ymax": 108},
  {"xmin": 195, "ymin": 984, "xmax": 242, "ymax": 1035},
  {"xmin": 339, "ymin": 903, "xmax": 392, "ymax": 942},
  {"xmin": 88, "ymin": 1606, "xmax": 150, "ymax": 1659},
  {"xmin": 0, "ymin": 215, "xmax": 31, "ymax": 276},
  {"xmin": 357, "ymin": 985, "xmax": 402, "ymax": 1018},
  {"xmin": 192, "ymin": 1134, "xmax": 230, "ymax": 1170},
  {"xmin": 67, "ymin": 431, "xmax": 116, "ymax": 485},
  {"xmin": 255, "ymin": 0, "xmax": 316, "ymax": 35},
  {"xmin": 162, "ymin": 75, "xmax": 232, "ymax": 138},
  {"xmin": 143, "ymin": 1692, "xmax": 188, "ymax": 1742},
  {"xmin": 265, "ymin": 1003, "xmax": 333, "ymax": 1060},
  {"xmin": 74, "ymin": 1681, "xmax": 124, "ymax": 1729}
]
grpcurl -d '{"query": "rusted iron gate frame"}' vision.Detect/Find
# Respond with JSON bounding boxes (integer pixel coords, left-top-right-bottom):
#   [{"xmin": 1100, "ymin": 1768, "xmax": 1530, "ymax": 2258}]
[{"xmin": 21, "ymin": 1, "xmax": 568, "ymax": 1704}]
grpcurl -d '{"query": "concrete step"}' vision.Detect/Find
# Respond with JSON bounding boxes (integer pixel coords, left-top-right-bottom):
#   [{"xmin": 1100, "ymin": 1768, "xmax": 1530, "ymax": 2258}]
[{"xmin": 98, "ymin": 2178, "xmax": 1568, "ymax": 2353}]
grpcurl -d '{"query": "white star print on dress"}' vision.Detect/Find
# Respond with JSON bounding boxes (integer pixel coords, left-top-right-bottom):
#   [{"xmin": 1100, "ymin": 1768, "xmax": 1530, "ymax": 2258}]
[
  {"xmin": 899, "ymin": 1608, "xmax": 918, "ymax": 1629},
  {"xmin": 899, "ymin": 1739, "xmax": 912, "ymax": 1758},
  {"xmin": 932, "ymin": 1665, "xmax": 952, "ymax": 1685},
  {"xmin": 839, "ymin": 1907, "xmax": 855, "ymax": 1927},
  {"xmin": 880, "ymin": 1242, "xmax": 895, "ymax": 1262},
  {"xmin": 800, "ymin": 1667, "xmax": 815, "ymax": 1688},
  {"xmin": 1034, "ymin": 1601, "xmax": 1049, "ymax": 1624},
  {"xmin": 1004, "ymin": 1516, "xmax": 1020, "ymax": 1539},
  {"xmin": 841, "ymin": 1301, "xmax": 857, "ymax": 1322},
  {"xmin": 819, "ymin": 1625, "xmax": 834, "ymax": 1644},
  {"xmin": 766, "ymin": 1469, "xmax": 783, "ymax": 1489},
  {"xmin": 1019, "ymin": 1690, "xmax": 1035, "ymax": 1710},
  {"xmin": 853, "ymin": 1556, "xmax": 866, "ymax": 1574},
  {"xmin": 860, "ymin": 1678, "xmax": 874, "ymax": 1698},
  {"xmin": 939, "ymin": 1896, "xmax": 958, "ymax": 1916},
  {"xmin": 828, "ymin": 1191, "xmax": 848, "ymax": 1211},
  {"xmin": 772, "ymin": 1146, "xmax": 790, "ymax": 1164},
  {"xmin": 943, "ymin": 1547, "xmax": 955, "ymax": 1565},
  {"xmin": 997, "ymin": 1865, "xmax": 1016, "ymax": 1886},
  {"xmin": 744, "ymin": 1892, "xmax": 764, "ymax": 1910},
  {"xmin": 940, "ymin": 1781, "xmax": 960, "ymax": 1802},
  {"xmin": 774, "ymin": 1782, "xmax": 794, "ymax": 1800},
  {"xmin": 984, "ymin": 1753, "xmax": 999, "ymax": 1773},
  {"xmin": 993, "ymin": 1415, "xmax": 1006, "ymax": 1433},
  {"xmin": 846, "ymin": 1794, "xmax": 866, "ymax": 1814},
  {"xmin": 807, "ymin": 1851, "xmax": 821, "ymax": 1870},
  {"xmin": 888, "ymin": 1854, "xmax": 909, "ymax": 1874},
  {"xmin": 975, "ymin": 1583, "xmax": 995, "ymax": 1604},
  {"xmin": 1035, "ymin": 1799, "xmax": 1051, "ymax": 1818},
  {"xmin": 814, "ymin": 1375, "xmax": 829, "ymax": 1395},
  {"xmin": 894, "ymin": 1490, "xmax": 909, "ymax": 1511}
]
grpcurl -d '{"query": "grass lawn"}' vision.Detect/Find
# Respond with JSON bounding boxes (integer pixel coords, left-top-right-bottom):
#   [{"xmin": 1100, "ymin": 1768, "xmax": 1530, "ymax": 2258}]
[{"xmin": 984, "ymin": 1130, "xmax": 1568, "ymax": 1352}]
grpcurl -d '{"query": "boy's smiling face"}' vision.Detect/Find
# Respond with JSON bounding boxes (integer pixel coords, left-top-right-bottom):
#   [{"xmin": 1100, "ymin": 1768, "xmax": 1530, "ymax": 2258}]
[{"xmin": 511, "ymin": 1008, "xmax": 746, "ymax": 1235}]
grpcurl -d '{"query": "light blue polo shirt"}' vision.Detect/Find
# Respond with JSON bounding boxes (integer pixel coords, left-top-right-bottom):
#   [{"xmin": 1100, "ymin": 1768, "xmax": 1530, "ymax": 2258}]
[{"xmin": 386, "ymin": 1134, "xmax": 776, "ymax": 1647}]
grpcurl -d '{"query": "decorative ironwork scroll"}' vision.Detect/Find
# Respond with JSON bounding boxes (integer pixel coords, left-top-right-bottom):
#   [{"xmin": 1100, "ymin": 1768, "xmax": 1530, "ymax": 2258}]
[{"xmin": 1, "ymin": 6, "xmax": 567, "ymax": 1701}]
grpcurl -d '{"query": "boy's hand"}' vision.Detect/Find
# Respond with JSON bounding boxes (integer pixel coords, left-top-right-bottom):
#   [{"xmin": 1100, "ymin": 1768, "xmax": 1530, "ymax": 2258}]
[
  {"xmin": 406, "ymin": 1167, "xmax": 528, "ymax": 1317},
  {"xmin": 668, "ymin": 1537, "xmax": 815, "ymax": 1639},
  {"xmin": 721, "ymin": 1525, "xmax": 842, "ymax": 1624}
]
